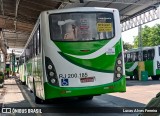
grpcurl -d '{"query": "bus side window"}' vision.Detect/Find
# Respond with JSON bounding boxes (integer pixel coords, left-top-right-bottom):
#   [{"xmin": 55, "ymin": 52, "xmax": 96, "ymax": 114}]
[
  {"xmin": 124, "ymin": 53, "xmax": 127, "ymax": 62},
  {"xmin": 37, "ymin": 28, "xmax": 40, "ymax": 55},
  {"xmin": 38, "ymin": 26, "xmax": 41, "ymax": 54},
  {"xmin": 135, "ymin": 52, "xmax": 139, "ymax": 61},
  {"xmin": 159, "ymin": 47, "xmax": 160, "ymax": 56},
  {"xmin": 126, "ymin": 53, "xmax": 128, "ymax": 62},
  {"xmin": 132, "ymin": 52, "xmax": 137, "ymax": 62},
  {"xmin": 127, "ymin": 53, "xmax": 131, "ymax": 62},
  {"xmin": 34, "ymin": 33, "xmax": 37, "ymax": 56},
  {"xmin": 152, "ymin": 49, "xmax": 155, "ymax": 59},
  {"xmin": 143, "ymin": 50, "xmax": 147, "ymax": 61},
  {"xmin": 25, "ymin": 49, "xmax": 27, "ymax": 62},
  {"xmin": 28, "ymin": 41, "xmax": 32, "ymax": 60},
  {"xmin": 31, "ymin": 37, "xmax": 34, "ymax": 58},
  {"xmin": 148, "ymin": 49, "xmax": 155, "ymax": 60},
  {"xmin": 130, "ymin": 53, "xmax": 134, "ymax": 62},
  {"xmin": 34, "ymin": 26, "xmax": 41, "ymax": 55}
]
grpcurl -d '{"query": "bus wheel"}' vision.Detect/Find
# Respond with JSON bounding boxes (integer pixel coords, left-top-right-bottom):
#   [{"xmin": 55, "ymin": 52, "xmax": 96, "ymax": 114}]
[
  {"xmin": 133, "ymin": 70, "xmax": 139, "ymax": 80},
  {"xmin": 130, "ymin": 76, "xmax": 133, "ymax": 80},
  {"xmin": 35, "ymin": 96, "xmax": 43, "ymax": 104},
  {"xmin": 78, "ymin": 96, "xmax": 93, "ymax": 101},
  {"xmin": 151, "ymin": 76, "xmax": 159, "ymax": 80},
  {"xmin": 29, "ymin": 89, "xmax": 33, "ymax": 93},
  {"xmin": 22, "ymin": 81, "xmax": 26, "ymax": 85}
]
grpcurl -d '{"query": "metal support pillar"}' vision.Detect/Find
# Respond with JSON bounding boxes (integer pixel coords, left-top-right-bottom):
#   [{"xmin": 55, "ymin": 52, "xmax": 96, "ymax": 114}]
[{"xmin": 138, "ymin": 25, "xmax": 143, "ymax": 61}]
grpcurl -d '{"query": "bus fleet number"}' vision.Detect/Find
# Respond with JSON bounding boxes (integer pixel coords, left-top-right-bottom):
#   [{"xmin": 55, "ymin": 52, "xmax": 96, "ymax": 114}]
[{"xmin": 59, "ymin": 73, "xmax": 88, "ymax": 79}]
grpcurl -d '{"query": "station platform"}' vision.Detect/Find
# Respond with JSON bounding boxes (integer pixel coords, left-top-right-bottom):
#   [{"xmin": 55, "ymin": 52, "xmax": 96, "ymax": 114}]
[{"xmin": 0, "ymin": 78, "xmax": 37, "ymax": 116}]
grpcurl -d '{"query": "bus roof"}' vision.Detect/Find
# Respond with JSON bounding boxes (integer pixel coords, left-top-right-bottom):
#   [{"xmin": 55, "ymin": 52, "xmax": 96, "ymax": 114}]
[
  {"xmin": 45, "ymin": 7, "xmax": 118, "ymax": 15},
  {"xmin": 125, "ymin": 46, "xmax": 156, "ymax": 53}
]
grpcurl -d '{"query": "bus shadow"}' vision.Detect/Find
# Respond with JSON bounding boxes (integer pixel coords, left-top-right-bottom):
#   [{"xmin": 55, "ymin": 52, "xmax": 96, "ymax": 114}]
[
  {"xmin": 42, "ymin": 94, "xmax": 145, "ymax": 107},
  {"xmin": 126, "ymin": 77, "xmax": 160, "ymax": 86},
  {"xmin": 1, "ymin": 94, "xmax": 146, "ymax": 115}
]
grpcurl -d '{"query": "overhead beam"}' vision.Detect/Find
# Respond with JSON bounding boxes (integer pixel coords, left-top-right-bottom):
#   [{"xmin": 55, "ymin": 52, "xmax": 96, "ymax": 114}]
[
  {"xmin": 0, "ymin": 16, "xmax": 33, "ymax": 32},
  {"xmin": 20, "ymin": 1, "xmax": 55, "ymax": 11},
  {"xmin": 16, "ymin": 14, "xmax": 37, "ymax": 24},
  {"xmin": 8, "ymin": 44, "xmax": 25, "ymax": 47},
  {"xmin": 3, "ymin": 3, "xmax": 15, "ymax": 11},
  {"xmin": 2, "ymin": 9, "xmax": 15, "ymax": 17},
  {"xmin": 5, "ymin": 38, "xmax": 27, "ymax": 40},
  {"xmin": 15, "ymin": 0, "xmax": 21, "ymax": 31},
  {"xmin": 0, "ymin": 31, "xmax": 7, "ymax": 55},
  {"xmin": 18, "ymin": 4, "xmax": 42, "ymax": 12},
  {"xmin": 58, "ymin": 2, "xmax": 69, "ymax": 9},
  {"xmin": 121, "ymin": 5, "xmax": 160, "ymax": 32},
  {"xmin": 70, "ymin": 0, "xmax": 159, "ymax": 6},
  {"xmin": 22, "ymin": 0, "xmax": 61, "ymax": 9},
  {"xmin": 3, "ymin": 29, "xmax": 30, "ymax": 35},
  {"xmin": 0, "ymin": 0, "xmax": 4, "ymax": 16},
  {"xmin": 7, "ymin": 39, "xmax": 27, "ymax": 43},
  {"xmin": 18, "ymin": 7, "xmax": 40, "ymax": 18},
  {"xmin": 120, "ymin": 1, "xmax": 159, "ymax": 18}
]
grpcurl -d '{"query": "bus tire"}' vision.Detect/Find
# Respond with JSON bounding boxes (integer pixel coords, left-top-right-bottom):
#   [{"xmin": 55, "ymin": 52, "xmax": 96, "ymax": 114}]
[
  {"xmin": 35, "ymin": 96, "xmax": 43, "ymax": 104},
  {"xmin": 22, "ymin": 81, "xmax": 26, "ymax": 85},
  {"xmin": 130, "ymin": 76, "xmax": 133, "ymax": 80},
  {"xmin": 30, "ymin": 89, "xmax": 33, "ymax": 93},
  {"xmin": 133, "ymin": 70, "xmax": 138, "ymax": 80},
  {"xmin": 151, "ymin": 76, "xmax": 159, "ymax": 80},
  {"xmin": 78, "ymin": 96, "xmax": 93, "ymax": 101}
]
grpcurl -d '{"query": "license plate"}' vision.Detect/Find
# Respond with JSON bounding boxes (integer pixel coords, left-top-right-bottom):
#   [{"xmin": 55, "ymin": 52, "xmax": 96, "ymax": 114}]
[{"xmin": 80, "ymin": 77, "xmax": 94, "ymax": 83}]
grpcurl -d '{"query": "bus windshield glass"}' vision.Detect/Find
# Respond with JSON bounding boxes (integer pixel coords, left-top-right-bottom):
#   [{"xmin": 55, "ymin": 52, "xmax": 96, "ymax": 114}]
[{"xmin": 49, "ymin": 12, "xmax": 115, "ymax": 41}]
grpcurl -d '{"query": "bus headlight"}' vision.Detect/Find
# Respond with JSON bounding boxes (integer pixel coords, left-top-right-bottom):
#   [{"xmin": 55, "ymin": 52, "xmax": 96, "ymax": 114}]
[
  {"xmin": 48, "ymin": 65, "xmax": 53, "ymax": 70},
  {"xmin": 50, "ymin": 78, "xmax": 56, "ymax": 84},
  {"xmin": 49, "ymin": 71, "xmax": 54, "ymax": 77},
  {"xmin": 116, "ymin": 73, "xmax": 121, "ymax": 78},
  {"xmin": 116, "ymin": 66, "xmax": 122, "ymax": 72},
  {"xmin": 117, "ymin": 60, "xmax": 122, "ymax": 65},
  {"xmin": 45, "ymin": 57, "xmax": 59, "ymax": 86},
  {"xmin": 114, "ymin": 53, "xmax": 123, "ymax": 81}
]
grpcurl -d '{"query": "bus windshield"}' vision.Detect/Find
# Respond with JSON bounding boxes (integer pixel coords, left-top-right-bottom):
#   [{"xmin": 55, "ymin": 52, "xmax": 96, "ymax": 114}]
[{"xmin": 49, "ymin": 12, "xmax": 115, "ymax": 41}]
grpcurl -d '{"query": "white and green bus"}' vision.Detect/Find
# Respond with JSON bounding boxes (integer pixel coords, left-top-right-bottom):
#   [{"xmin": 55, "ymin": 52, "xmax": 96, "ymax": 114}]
[
  {"xmin": 19, "ymin": 7, "xmax": 126, "ymax": 104},
  {"xmin": 124, "ymin": 46, "xmax": 160, "ymax": 80}
]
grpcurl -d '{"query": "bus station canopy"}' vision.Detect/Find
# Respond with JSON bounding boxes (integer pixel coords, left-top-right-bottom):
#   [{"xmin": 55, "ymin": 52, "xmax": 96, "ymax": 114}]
[{"xmin": 0, "ymin": 0, "xmax": 159, "ymax": 54}]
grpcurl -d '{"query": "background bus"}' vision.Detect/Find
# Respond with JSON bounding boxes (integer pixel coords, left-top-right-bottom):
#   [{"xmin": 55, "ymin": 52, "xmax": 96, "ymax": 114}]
[
  {"xmin": 5, "ymin": 63, "xmax": 10, "ymax": 78},
  {"xmin": 19, "ymin": 55, "xmax": 26, "ymax": 84},
  {"xmin": 124, "ymin": 46, "xmax": 160, "ymax": 80},
  {"xmin": 19, "ymin": 7, "xmax": 126, "ymax": 104}
]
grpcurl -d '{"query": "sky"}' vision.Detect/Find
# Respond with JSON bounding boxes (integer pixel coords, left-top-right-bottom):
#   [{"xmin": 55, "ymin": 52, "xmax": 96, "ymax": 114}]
[{"xmin": 122, "ymin": 19, "xmax": 160, "ymax": 45}]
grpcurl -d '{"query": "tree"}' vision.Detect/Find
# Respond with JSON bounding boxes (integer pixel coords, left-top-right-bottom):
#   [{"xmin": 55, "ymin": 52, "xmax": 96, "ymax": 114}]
[
  {"xmin": 134, "ymin": 24, "xmax": 160, "ymax": 48},
  {"xmin": 123, "ymin": 42, "xmax": 133, "ymax": 50}
]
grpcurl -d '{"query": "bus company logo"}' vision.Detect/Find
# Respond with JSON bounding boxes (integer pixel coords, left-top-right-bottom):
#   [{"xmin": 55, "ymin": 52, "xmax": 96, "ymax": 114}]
[
  {"xmin": 61, "ymin": 79, "xmax": 69, "ymax": 86},
  {"xmin": 2, "ymin": 108, "xmax": 11, "ymax": 113},
  {"xmin": 106, "ymin": 48, "xmax": 115, "ymax": 55}
]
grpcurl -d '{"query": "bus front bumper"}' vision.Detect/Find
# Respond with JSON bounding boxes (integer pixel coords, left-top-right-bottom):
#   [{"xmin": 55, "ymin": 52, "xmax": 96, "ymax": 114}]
[{"xmin": 44, "ymin": 75, "xmax": 126, "ymax": 100}]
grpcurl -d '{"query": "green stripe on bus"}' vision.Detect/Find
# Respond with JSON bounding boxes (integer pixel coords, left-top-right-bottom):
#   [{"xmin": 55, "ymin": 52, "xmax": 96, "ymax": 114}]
[
  {"xmin": 54, "ymin": 39, "xmax": 109, "ymax": 55},
  {"xmin": 44, "ymin": 75, "xmax": 126, "ymax": 99},
  {"xmin": 57, "ymin": 40, "xmax": 122, "ymax": 72}
]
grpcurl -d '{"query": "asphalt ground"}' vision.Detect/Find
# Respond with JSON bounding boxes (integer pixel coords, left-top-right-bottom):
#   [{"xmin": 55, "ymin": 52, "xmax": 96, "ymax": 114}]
[{"xmin": 0, "ymin": 77, "xmax": 159, "ymax": 116}]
